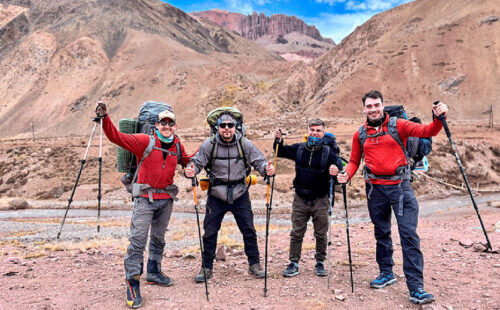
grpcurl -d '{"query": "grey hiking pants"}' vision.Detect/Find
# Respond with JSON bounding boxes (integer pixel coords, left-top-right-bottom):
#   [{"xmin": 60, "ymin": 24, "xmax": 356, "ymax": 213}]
[
  {"xmin": 289, "ymin": 193, "xmax": 329, "ymax": 262},
  {"xmin": 124, "ymin": 197, "xmax": 173, "ymax": 280}
]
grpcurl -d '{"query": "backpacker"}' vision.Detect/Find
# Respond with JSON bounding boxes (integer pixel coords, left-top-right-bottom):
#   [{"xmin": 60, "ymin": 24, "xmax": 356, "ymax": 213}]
[
  {"xmin": 117, "ymin": 101, "xmax": 183, "ymax": 194},
  {"xmin": 201, "ymin": 107, "xmax": 253, "ymax": 194},
  {"xmin": 359, "ymin": 105, "xmax": 432, "ymax": 172}
]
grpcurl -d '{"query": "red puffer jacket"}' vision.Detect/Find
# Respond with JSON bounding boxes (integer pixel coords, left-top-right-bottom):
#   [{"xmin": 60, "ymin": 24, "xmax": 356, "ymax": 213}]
[
  {"xmin": 102, "ymin": 115, "xmax": 191, "ymax": 199},
  {"xmin": 345, "ymin": 113, "xmax": 443, "ymax": 185}
]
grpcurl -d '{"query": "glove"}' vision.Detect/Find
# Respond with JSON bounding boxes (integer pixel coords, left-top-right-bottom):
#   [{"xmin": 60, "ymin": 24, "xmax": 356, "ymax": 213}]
[{"xmin": 95, "ymin": 101, "xmax": 107, "ymax": 118}]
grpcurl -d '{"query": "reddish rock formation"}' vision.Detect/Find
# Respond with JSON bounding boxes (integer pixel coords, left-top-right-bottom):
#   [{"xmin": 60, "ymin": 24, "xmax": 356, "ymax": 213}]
[{"xmin": 191, "ymin": 10, "xmax": 335, "ymax": 61}]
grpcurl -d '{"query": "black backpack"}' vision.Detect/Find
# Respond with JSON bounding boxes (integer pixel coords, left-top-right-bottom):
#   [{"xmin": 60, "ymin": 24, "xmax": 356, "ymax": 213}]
[{"xmin": 359, "ymin": 105, "xmax": 432, "ymax": 170}]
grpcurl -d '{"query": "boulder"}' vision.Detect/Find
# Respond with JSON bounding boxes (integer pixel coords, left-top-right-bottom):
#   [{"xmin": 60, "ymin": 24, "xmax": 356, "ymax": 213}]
[{"xmin": 8, "ymin": 198, "xmax": 29, "ymax": 210}]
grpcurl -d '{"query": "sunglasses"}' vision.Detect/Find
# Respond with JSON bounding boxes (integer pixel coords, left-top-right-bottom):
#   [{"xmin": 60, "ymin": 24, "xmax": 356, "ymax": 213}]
[
  {"xmin": 159, "ymin": 119, "xmax": 176, "ymax": 127},
  {"xmin": 219, "ymin": 122, "xmax": 235, "ymax": 129}
]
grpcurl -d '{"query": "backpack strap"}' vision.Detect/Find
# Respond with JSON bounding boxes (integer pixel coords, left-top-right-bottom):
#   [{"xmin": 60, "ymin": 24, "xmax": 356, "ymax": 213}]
[
  {"xmin": 320, "ymin": 145, "xmax": 330, "ymax": 171},
  {"xmin": 296, "ymin": 143, "xmax": 305, "ymax": 164},
  {"xmin": 237, "ymin": 138, "xmax": 251, "ymax": 176},
  {"xmin": 131, "ymin": 135, "xmax": 156, "ymax": 186},
  {"xmin": 387, "ymin": 117, "xmax": 409, "ymax": 161},
  {"xmin": 152, "ymin": 141, "xmax": 184, "ymax": 168},
  {"xmin": 206, "ymin": 136, "xmax": 218, "ymax": 174}
]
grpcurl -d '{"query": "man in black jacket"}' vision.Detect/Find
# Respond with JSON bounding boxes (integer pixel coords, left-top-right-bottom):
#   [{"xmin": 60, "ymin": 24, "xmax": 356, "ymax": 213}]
[{"xmin": 274, "ymin": 119, "xmax": 342, "ymax": 277}]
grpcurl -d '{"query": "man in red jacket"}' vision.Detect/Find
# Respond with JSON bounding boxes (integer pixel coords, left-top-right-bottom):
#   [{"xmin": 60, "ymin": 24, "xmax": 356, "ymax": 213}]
[
  {"xmin": 96, "ymin": 102, "xmax": 191, "ymax": 309},
  {"xmin": 337, "ymin": 90, "xmax": 448, "ymax": 305}
]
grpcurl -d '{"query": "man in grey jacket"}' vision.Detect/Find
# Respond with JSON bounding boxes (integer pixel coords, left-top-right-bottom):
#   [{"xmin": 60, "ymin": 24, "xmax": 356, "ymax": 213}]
[{"xmin": 185, "ymin": 112, "xmax": 275, "ymax": 282}]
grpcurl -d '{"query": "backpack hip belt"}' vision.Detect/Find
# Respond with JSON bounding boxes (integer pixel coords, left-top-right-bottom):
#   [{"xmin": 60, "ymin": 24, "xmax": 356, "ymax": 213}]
[
  {"xmin": 363, "ymin": 165, "xmax": 410, "ymax": 217},
  {"xmin": 132, "ymin": 183, "xmax": 179, "ymax": 202}
]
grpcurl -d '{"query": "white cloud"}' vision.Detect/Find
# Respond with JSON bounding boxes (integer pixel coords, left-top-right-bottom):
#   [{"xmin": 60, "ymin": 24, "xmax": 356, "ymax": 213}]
[
  {"xmin": 315, "ymin": 0, "xmax": 346, "ymax": 5},
  {"xmin": 306, "ymin": 12, "xmax": 373, "ymax": 43},
  {"xmin": 345, "ymin": 0, "xmax": 413, "ymax": 11},
  {"xmin": 224, "ymin": 0, "xmax": 255, "ymax": 14},
  {"xmin": 255, "ymin": 0, "xmax": 272, "ymax": 5}
]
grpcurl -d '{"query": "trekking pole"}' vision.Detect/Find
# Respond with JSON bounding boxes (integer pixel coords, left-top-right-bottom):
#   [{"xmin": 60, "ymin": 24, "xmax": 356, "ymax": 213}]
[
  {"xmin": 264, "ymin": 140, "xmax": 280, "ymax": 297},
  {"xmin": 342, "ymin": 183, "xmax": 354, "ymax": 293},
  {"xmin": 97, "ymin": 117, "xmax": 103, "ymax": 232},
  {"xmin": 192, "ymin": 176, "xmax": 209, "ymax": 301},
  {"xmin": 433, "ymin": 101, "xmax": 492, "ymax": 251},
  {"xmin": 327, "ymin": 177, "xmax": 334, "ymax": 288},
  {"xmin": 57, "ymin": 121, "xmax": 98, "ymax": 239}
]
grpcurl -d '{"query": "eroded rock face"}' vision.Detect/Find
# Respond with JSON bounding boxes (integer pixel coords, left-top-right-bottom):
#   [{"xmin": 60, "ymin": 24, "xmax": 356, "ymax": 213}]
[{"xmin": 191, "ymin": 10, "xmax": 335, "ymax": 61}]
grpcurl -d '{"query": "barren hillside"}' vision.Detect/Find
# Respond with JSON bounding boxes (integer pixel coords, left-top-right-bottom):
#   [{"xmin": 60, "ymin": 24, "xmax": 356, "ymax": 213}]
[
  {"xmin": 266, "ymin": 0, "xmax": 500, "ymax": 122},
  {"xmin": 0, "ymin": 0, "xmax": 286, "ymax": 139}
]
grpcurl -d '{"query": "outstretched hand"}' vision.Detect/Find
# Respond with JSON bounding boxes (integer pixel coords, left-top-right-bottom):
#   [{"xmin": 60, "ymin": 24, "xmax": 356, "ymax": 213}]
[
  {"xmin": 95, "ymin": 101, "xmax": 107, "ymax": 118},
  {"xmin": 432, "ymin": 101, "xmax": 448, "ymax": 118}
]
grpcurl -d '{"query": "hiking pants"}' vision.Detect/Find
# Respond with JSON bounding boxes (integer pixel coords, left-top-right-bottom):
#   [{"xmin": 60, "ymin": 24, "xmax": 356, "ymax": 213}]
[
  {"xmin": 124, "ymin": 197, "xmax": 173, "ymax": 279},
  {"xmin": 202, "ymin": 191, "xmax": 259, "ymax": 269},
  {"xmin": 289, "ymin": 193, "xmax": 329, "ymax": 262},
  {"xmin": 366, "ymin": 180, "xmax": 424, "ymax": 290}
]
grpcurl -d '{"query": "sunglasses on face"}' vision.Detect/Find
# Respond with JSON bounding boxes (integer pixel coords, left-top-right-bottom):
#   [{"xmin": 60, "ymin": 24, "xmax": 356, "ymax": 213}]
[
  {"xmin": 159, "ymin": 119, "xmax": 176, "ymax": 127},
  {"xmin": 219, "ymin": 122, "xmax": 235, "ymax": 129}
]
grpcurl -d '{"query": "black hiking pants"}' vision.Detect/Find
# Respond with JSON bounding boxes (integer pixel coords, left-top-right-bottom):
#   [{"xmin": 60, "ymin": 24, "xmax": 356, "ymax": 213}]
[
  {"xmin": 367, "ymin": 180, "xmax": 424, "ymax": 290},
  {"xmin": 202, "ymin": 191, "xmax": 260, "ymax": 269}
]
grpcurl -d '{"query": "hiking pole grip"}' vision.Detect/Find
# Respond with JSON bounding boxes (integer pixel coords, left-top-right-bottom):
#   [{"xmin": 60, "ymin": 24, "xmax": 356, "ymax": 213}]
[
  {"xmin": 433, "ymin": 102, "xmax": 492, "ymax": 250},
  {"xmin": 342, "ymin": 183, "xmax": 354, "ymax": 293}
]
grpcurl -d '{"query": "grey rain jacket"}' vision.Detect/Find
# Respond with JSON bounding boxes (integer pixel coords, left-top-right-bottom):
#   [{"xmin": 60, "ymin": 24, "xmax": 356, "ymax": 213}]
[{"xmin": 190, "ymin": 131, "xmax": 268, "ymax": 202}]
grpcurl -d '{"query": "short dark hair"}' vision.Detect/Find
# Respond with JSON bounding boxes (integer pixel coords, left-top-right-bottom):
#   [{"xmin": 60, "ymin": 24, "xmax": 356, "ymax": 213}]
[
  {"xmin": 308, "ymin": 119, "xmax": 325, "ymax": 130},
  {"xmin": 362, "ymin": 90, "xmax": 383, "ymax": 106}
]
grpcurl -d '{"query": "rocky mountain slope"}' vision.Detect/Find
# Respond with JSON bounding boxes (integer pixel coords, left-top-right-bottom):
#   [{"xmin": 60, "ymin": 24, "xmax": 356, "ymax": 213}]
[
  {"xmin": 267, "ymin": 0, "xmax": 500, "ymax": 120},
  {"xmin": 191, "ymin": 10, "xmax": 335, "ymax": 61},
  {"xmin": 0, "ymin": 0, "xmax": 286, "ymax": 138}
]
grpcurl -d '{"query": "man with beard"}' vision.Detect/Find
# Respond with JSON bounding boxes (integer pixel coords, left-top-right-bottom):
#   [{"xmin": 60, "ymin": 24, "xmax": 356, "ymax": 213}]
[
  {"xmin": 337, "ymin": 90, "xmax": 448, "ymax": 305},
  {"xmin": 184, "ymin": 112, "xmax": 275, "ymax": 282}
]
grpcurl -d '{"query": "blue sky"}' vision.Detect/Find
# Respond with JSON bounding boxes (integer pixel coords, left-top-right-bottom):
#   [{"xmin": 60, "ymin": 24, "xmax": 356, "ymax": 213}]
[{"xmin": 163, "ymin": 0, "xmax": 414, "ymax": 43}]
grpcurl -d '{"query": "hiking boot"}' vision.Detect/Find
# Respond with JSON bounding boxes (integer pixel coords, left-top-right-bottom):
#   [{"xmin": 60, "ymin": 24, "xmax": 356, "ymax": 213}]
[
  {"xmin": 126, "ymin": 278, "xmax": 142, "ymax": 309},
  {"xmin": 370, "ymin": 271, "xmax": 396, "ymax": 288},
  {"xmin": 282, "ymin": 261, "xmax": 299, "ymax": 277},
  {"xmin": 315, "ymin": 261, "xmax": 327, "ymax": 277},
  {"xmin": 194, "ymin": 267, "xmax": 213, "ymax": 283},
  {"xmin": 248, "ymin": 263, "xmax": 265, "ymax": 278},
  {"xmin": 410, "ymin": 288, "xmax": 435, "ymax": 304},
  {"xmin": 146, "ymin": 271, "xmax": 173, "ymax": 286},
  {"xmin": 146, "ymin": 259, "xmax": 173, "ymax": 286}
]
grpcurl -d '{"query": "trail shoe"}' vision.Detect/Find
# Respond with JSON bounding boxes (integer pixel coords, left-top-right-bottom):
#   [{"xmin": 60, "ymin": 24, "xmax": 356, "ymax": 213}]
[
  {"xmin": 410, "ymin": 288, "xmax": 435, "ymax": 304},
  {"xmin": 282, "ymin": 261, "xmax": 299, "ymax": 277},
  {"xmin": 370, "ymin": 271, "xmax": 396, "ymax": 288},
  {"xmin": 146, "ymin": 272, "xmax": 173, "ymax": 286},
  {"xmin": 315, "ymin": 261, "xmax": 327, "ymax": 277},
  {"xmin": 126, "ymin": 278, "xmax": 142, "ymax": 309},
  {"xmin": 249, "ymin": 263, "xmax": 265, "ymax": 278},
  {"xmin": 194, "ymin": 267, "xmax": 213, "ymax": 283},
  {"xmin": 146, "ymin": 259, "xmax": 173, "ymax": 286}
]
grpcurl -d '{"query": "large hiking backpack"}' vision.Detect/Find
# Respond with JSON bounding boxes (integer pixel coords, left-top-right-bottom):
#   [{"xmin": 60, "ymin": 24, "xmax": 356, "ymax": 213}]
[
  {"xmin": 206, "ymin": 107, "xmax": 245, "ymax": 136},
  {"xmin": 204, "ymin": 107, "xmax": 251, "ymax": 181},
  {"xmin": 117, "ymin": 101, "xmax": 184, "ymax": 192}
]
